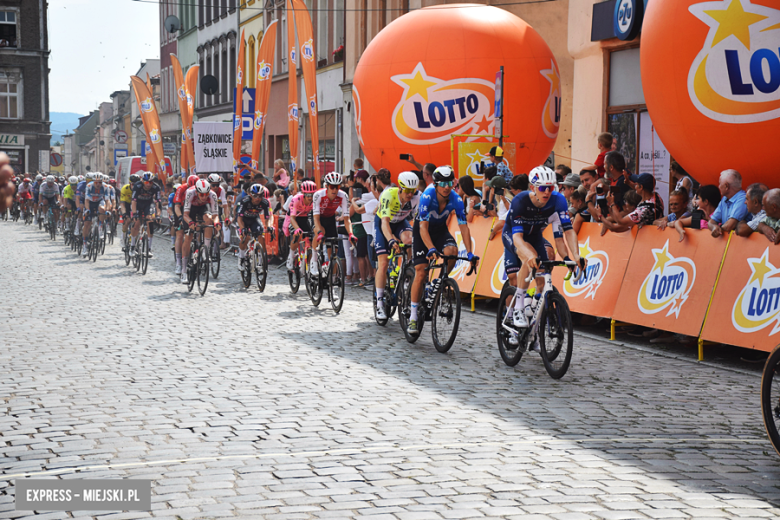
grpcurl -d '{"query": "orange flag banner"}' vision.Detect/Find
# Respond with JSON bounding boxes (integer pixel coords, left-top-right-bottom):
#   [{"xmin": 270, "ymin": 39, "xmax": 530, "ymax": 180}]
[
  {"xmin": 130, "ymin": 76, "xmax": 167, "ymax": 185},
  {"xmin": 292, "ymin": 0, "xmax": 319, "ymax": 184},
  {"xmin": 251, "ymin": 21, "xmax": 278, "ymax": 171},
  {"xmin": 171, "ymin": 54, "xmax": 192, "ymax": 177},
  {"xmin": 232, "ymin": 29, "xmax": 247, "ymax": 186},
  {"xmin": 287, "ymin": 0, "xmax": 299, "ymax": 174},
  {"xmin": 185, "ymin": 65, "xmax": 199, "ymax": 174}
]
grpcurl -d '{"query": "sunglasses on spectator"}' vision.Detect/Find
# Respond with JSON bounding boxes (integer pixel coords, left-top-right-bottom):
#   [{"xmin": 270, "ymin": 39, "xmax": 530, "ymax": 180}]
[
  {"xmin": 437, "ymin": 181, "xmax": 454, "ymax": 188},
  {"xmin": 536, "ymin": 185, "xmax": 554, "ymax": 193}
]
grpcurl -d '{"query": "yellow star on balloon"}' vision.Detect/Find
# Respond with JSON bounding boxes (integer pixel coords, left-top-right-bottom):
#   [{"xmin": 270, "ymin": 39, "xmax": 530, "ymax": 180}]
[
  {"xmin": 400, "ymin": 71, "xmax": 438, "ymax": 102},
  {"xmin": 748, "ymin": 249, "xmax": 774, "ymax": 287},
  {"xmin": 541, "ymin": 61, "xmax": 560, "ymax": 95},
  {"xmin": 652, "ymin": 242, "xmax": 673, "ymax": 274},
  {"xmin": 704, "ymin": 0, "xmax": 768, "ymax": 50}
]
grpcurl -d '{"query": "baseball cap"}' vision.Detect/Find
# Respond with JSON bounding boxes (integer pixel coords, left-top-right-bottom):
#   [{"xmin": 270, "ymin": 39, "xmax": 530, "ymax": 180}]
[
  {"xmin": 484, "ymin": 176, "xmax": 507, "ymax": 189},
  {"xmin": 354, "ymin": 169, "xmax": 369, "ymax": 181},
  {"xmin": 561, "ymin": 173, "xmax": 581, "ymax": 188},
  {"xmin": 489, "ymin": 146, "xmax": 504, "ymax": 158},
  {"xmin": 630, "ymin": 173, "xmax": 655, "ymax": 192}
]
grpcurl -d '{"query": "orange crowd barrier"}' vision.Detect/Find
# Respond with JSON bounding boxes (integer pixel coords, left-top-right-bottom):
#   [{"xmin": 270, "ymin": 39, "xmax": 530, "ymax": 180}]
[
  {"xmin": 265, "ymin": 215, "xmax": 279, "ymax": 256},
  {"xmin": 701, "ymin": 233, "xmax": 780, "ymax": 352},
  {"xmin": 446, "ymin": 215, "xmax": 494, "ymax": 294},
  {"xmin": 612, "ymin": 226, "xmax": 729, "ymax": 337}
]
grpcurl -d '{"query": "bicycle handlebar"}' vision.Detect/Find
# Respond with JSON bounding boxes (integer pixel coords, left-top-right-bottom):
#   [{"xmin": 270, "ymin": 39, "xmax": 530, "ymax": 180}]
[
  {"xmin": 524, "ymin": 258, "xmax": 585, "ymax": 284},
  {"xmin": 428, "ymin": 254, "xmax": 479, "ymax": 276}
]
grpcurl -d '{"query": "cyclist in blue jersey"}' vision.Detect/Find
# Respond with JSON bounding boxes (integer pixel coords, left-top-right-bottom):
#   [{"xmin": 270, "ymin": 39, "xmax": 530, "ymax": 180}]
[
  {"xmin": 81, "ymin": 174, "xmax": 110, "ymax": 256},
  {"xmin": 503, "ymin": 166, "xmax": 585, "ymax": 331},
  {"xmin": 31, "ymin": 174, "xmax": 43, "ymax": 223},
  {"xmin": 407, "ymin": 166, "xmax": 477, "ymax": 335}
]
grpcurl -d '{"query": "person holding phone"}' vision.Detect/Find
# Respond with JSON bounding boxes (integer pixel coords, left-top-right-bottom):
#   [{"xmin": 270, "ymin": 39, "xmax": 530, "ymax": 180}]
[{"xmin": 401, "ymin": 153, "xmax": 435, "ymax": 188}]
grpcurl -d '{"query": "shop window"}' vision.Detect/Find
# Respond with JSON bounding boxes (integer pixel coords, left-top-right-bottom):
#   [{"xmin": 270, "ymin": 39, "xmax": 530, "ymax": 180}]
[
  {"xmin": 0, "ymin": 10, "xmax": 17, "ymax": 48},
  {"xmin": 0, "ymin": 69, "xmax": 22, "ymax": 119},
  {"xmin": 608, "ymin": 48, "xmax": 645, "ymax": 107}
]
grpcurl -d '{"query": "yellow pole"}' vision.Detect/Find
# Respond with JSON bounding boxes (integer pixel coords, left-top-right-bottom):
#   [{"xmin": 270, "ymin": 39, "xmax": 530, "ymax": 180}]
[{"xmin": 696, "ymin": 232, "xmax": 733, "ymax": 361}]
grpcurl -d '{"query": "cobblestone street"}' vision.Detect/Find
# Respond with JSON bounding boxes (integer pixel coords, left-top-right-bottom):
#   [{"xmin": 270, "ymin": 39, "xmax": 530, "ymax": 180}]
[{"xmin": 2, "ymin": 223, "xmax": 780, "ymax": 519}]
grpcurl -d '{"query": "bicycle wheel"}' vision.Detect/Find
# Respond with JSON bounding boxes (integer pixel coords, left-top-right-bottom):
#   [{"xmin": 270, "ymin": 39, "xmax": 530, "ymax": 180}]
[
  {"xmin": 140, "ymin": 236, "xmax": 149, "ymax": 275},
  {"xmin": 240, "ymin": 254, "xmax": 252, "ymax": 288},
  {"xmin": 49, "ymin": 212, "xmax": 56, "ymax": 240},
  {"xmin": 254, "ymin": 243, "xmax": 267, "ymax": 292},
  {"xmin": 124, "ymin": 234, "xmax": 131, "ymax": 266},
  {"xmin": 309, "ymin": 252, "xmax": 324, "ymax": 307},
  {"xmin": 497, "ymin": 283, "xmax": 525, "ymax": 367},
  {"xmin": 302, "ymin": 247, "xmax": 313, "ymax": 297},
  {"xmin": 197, "ymin": 245, "xmax": 210, "ymax": 295},
  {"xmin": 538, "ymin": 291, "xmax": 574, "ymax": 379},
  {"xmin": 187, "ymin": 253, "xmax": 197, "ymax": 293},
  {"xmin": 210, "ymin": 239, "xmax": 221, "ymax": 279},
  {"xmin": 100, "ymin": 225, "xmax": 107, "ymax": 255},
  {"xmin": 761, "ymin": 345, "xmax": 780, "ymax": 458},
  {"xmin": 288, "ymin": 253, "xmax": 301, "ymax": 294},
  {"xmin": 329, "ymin": 256, "xmax": 345, "ymax": 313},
  {"xmin": 431, "ymin": 278, "xmax": 461, "ymax": 353}
]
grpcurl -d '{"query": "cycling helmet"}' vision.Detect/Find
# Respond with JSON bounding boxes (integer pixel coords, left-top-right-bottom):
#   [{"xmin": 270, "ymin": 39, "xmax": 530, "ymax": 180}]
[
  {"xmin": 129, "ymin": 173, "xmax": 140, "ymax": 184},
  {"xmin": 187, "ymin": 174, "xmax": 199, "ymax": 188},
  {"xmin": 109, "ymin": 179, "xmax": 117, "ymax": 186},
  {"xmin": 36, "ymin": 174, "xmax": 43, "ymax": 181},
  {"xmin": 141, "ymin": 171, "xmax": 154, "ymax": 182},
  {"xmin": 58, "ymin": 176, "xmax": 65, "ymax": 182},
  {"xmin": 207, "ymin": 173, "xmax": 221, "ymax": 185},
  {"xmin": 77, "ymin": 175, "xmax": 84, "ymax": 182},
  {"xmin": 23, "ymin": 177, "xmax": 30, "ymax": 183},
  {"xmin": 301, "ymin": 180, "xmax": 317, "ymax": 194},
  {"xmin": 68, "ymin": 176, "xmax": 78, "ymax": 184},
  {"xmin": 248, "ymin": 183, "xmax": 264, "ymax": 197},
  {"xmin": 432, "ymin": 166, "xmax": 454, "ymax": 183},
  {"xmin": 85, "ymin": 172, "xmax": 94, "ymax": 181},
  {"xmin": 323, "ymin": 172, "xmax": 342, "ymax": 185},
  {"xmin": 195, "ymin": 179, "xmax": 210, "ymax": 194},
  {"xmin": 529, "ymin": 166, "xmax": 556, "ymax": 187},
  {"xmin": 397, "ymin": 171, "xmax": 419, "ymax": 191},
  {"xmin": 46, "ymin": 175, "xmax": 55, "ymax": 183}
]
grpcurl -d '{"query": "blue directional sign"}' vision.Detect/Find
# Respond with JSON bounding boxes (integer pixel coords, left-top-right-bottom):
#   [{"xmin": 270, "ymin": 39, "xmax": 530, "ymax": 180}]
[{"xmin": 233, "ymin": 87, "xmax": 256, "ymax": 141}]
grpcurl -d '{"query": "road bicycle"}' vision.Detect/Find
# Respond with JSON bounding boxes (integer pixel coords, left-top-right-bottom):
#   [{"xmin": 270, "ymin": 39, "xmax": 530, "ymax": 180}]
[
  {"xmin": 399, "ymin": 253, "xmax": 478, "ymax": 353},
  {"xmin": 761, "ymin": 344, "xmax": 780, "ymax": 458},
  {"xmin": 24, "ymin": 203, "xmax": 32, "ymax": 225},
  {"xmin": 131, "ymin": 216, "xmax": 158, "ymax": 275},
  {"xmin": 85, "ymin": 213, "xmax": 106, "ymax": 263},
  {"xmin": 185, "ymin": 223, "xmax": 213, "ymax": 296},
  {"xmin": 308, "ymin": 236, "xmax": 349, "ymax": 313},
  {"xmin": 373, "ymin": 244, "xmax": 410, "ymax": 326},
  {"xmin": 287, "ymin": 230, "xmax": 313, "ymax": 295},
  {"xmin": 239, "ymin": 226, "xmax": 268, "ymax": 292},
  {"xmin": 10, "ymin": 200, "xmax": 20, "ymax": 222},
  {"xmin": 43, "ymin": 204, "xmax": 57, "ymax": 241},
  {"xmin": 496, "ymin": 259, "xmax": 582, "ymax": 379}
]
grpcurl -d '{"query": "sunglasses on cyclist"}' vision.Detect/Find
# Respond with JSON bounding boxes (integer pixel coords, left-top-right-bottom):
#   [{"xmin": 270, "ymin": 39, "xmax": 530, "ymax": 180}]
[
  {"xmin": 327, "ymin": 184, "xmax": 339, "ymax": 190},
  {"xmin": 401, "ymin": 188, "xmax": 415, "ymax": 194},
  {"xmin": 536, "ymin": 185, "xmax": 554, "ymax": 193},
  {"xmin": 437, "ymin": 181, "xmax": 454, "ymax": 188}
]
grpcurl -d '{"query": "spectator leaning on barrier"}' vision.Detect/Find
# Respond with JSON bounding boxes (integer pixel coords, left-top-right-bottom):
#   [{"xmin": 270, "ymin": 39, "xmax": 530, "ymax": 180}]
[
  {"xmin": 603, "ymin": 173, "xmax": 659, "ymax": 232},
  {"xmin": 570, "ymin": 190, "xmax": 589, "ymax": 234},
  {"xmin": 579, "ymin": 168, "xmax": 597, "ymax": 192},
  {"xmin": 756, "ymin": 189, "xmax": 780, "ymax": 245},
  {"xmin": 655, "ymin": 189, "xmax": 691, "ymax": 230},
  {"xmin": 709, "ymin": 169, "xmax": 748, "ymax": 238},
  {"xmin": 559, "ymin": 173, "xmax": 581, "ymax": 212},
  {"xmin": 674, "ymin": 184, "xmax": 722, "ymax": 242},
  {"xmin": 458, "ymin": 176, "xmax": 482, "ymax": 222},
  {"xmin": 486, "ymin": 177, "xmax": 511, "ymax": 241},
  {"xmin": 488, "ymin": 146, "xmax": 513, "ymax": 184},
  {"xmin": 600, "ymin": 189, "xmax": 641, "ymax": 234},
  {"xmin": 671, "ymin": 161, "xmax": 695, "ymax": 205},
  {"xmin": 736, "ymin": 183, "xmax": 769, "ymax": 238}
]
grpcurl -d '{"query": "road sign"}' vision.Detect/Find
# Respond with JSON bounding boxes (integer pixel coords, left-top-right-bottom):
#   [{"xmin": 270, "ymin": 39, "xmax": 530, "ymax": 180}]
[
  {"xmin": 115, "ymin": 130, "xmax": 128, "ymax": 144},
  {"xmin": 233, "ymin": 87, "xmax": 256, "ymax": 141},
  {"xmin": 50, "ymin": 152, "xmax": 63, "ymax": 167},
  {"xmin": 238, "ymin": 153, "xmax": 253, "ymax": 177}
]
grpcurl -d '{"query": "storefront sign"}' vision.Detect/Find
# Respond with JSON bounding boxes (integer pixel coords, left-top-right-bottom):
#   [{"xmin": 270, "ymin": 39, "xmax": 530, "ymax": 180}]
[
  {"xmin": 638, "ymin": 111, "xmax": 670, "ymax": 212},
  {"xmin": 614, "ymin": 0, "xmax": 644, "ymax": 41},
  {"xmin": 0, "ymin": 134, "xmax": 23, "ymax": 146}
]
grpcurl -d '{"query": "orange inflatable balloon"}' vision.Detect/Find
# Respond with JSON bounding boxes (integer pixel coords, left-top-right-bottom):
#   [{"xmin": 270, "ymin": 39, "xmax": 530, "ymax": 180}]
[
  {"xmin": 352, "ymin": 4, "xmax": 560, "ymax": 179},
  {"xmin": 641, "ymin": 0, "xmax": 780, "ymax": 187}
]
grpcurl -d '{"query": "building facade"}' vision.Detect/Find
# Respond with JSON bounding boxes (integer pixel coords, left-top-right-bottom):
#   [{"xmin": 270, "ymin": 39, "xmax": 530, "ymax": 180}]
[
  {"xmin": 0, "ymin": 0, "xmax": 51, "ymax": 176},
  {"xmin": 195, "ymin": 0, "xmax": 239, "ymax": 123}
]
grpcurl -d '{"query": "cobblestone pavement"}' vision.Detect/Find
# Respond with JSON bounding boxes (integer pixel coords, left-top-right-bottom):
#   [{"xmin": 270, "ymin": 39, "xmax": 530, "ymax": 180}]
[{"xmin": 2, "ymin": 222, "xmax": 780, "ymax": 520}]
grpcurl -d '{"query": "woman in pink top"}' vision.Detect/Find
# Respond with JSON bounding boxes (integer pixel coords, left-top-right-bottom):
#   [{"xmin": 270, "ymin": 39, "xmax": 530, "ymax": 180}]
[{"xmin": 273, "ymin": 159, "xmax": 290, "ymax": 189}]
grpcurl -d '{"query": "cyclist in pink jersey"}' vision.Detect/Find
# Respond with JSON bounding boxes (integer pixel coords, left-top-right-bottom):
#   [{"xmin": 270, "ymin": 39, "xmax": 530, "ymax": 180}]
[{"xmin": 284, "ymin": 180, "xmax": 317, "ymax": 270}]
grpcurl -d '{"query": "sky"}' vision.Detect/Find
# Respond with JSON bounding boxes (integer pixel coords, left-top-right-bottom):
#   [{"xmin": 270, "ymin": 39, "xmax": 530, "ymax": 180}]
[{"xmin": 49, "ymin": 0, "xmax": 161, "ymax": 115}]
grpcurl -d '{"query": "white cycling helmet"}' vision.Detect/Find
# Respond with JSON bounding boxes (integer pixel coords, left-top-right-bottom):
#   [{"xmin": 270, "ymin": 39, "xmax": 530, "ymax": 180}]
[
  {"xmin": 78, "ymin": 175, "xmax": 85, "ymax": 182},
  {"xmin": 85, "ymin": 172, "xmax": 94, "ymax": 181},
  {"xmin": 36, "ymin": 174, "xmax": 43, "ymax": 181},
  {"xmin": 46, "ymin": 175, "xmax": 55, "ymax": 183},
  {"xmin": 397, "ymin": 171, "xmax": 419, "ymax": 191},
  {"xmin": 323, "ymin": 172, "xmax": 342, "ymax": 186},
  {"xmin": 432, "ymin": 165, "xmax": 454, "ymax": 183},
  {"xmin": 68, "ymin": 176, "xmax": 78, "ymax": 184},
  {"xmin": 207, "ymin": 173, "xmax": 221, "ymax": 184},
  {"xmin": 529, "ymin": 166, "xmax": 556, "ymax": 187},
  {"xmin": 195, "ymin": 179, "xmax": 210, "ymax": 194}
]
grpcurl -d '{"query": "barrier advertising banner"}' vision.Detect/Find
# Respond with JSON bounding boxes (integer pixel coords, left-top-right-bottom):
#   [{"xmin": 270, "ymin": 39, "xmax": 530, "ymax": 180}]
[
  {"xmin": 456, "ymin": 142, "xmax": 516, "ymax": 188},
  {"xmin": 701, "ymin": 233, "xmax": 780, "ymax": 352},
  {"xmin": 193, "ymin": 122, "xmax": 233, "ymax": 173},
  {"xmin": 551, "ymin": 223, "xmax": 636, "ymax": 319},
  {"xmin": 612, "ymin": 227, "xmax": 728, "ymax": 337},
  {"xmin": 447, "ymin": 215, "xmax": 494, "ymax": 294}
]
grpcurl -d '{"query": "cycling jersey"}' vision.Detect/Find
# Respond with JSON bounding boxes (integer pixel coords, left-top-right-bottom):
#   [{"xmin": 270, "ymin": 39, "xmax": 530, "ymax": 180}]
[
  {"xmin": 236, "ymin": 198, "xmax": 270, "ymax": 221},
  {"xmin": 84, "ymin": 182, "xmax": 109, "ymax": 203},
  {"xmin": 312, "ymin": 188, "xmax": 348, "ymax": 218},
  {"xmin": 503, "ymin": 191, "xmax": 571, "ymax": 239},
  {"xmin": 132, "ymin": 182, "xmax": 161, "ymax": 206},
  {"xmin": 377, "ymin": 187, "xmax": 420, "ymax": 223},
  {"xmin": 120, "ymin": 184, "xmax": 133, "ymax": 203},
  {"xmin": 167, "ymin": 192, "xmax": 175, "ymax": 208},
  {"xmin": 287, "ymin": 193, "xmax": 313, "ymax": 218},
  {"xmin": 104, "ymin": 185, "xmax": 116, "ymax": 204},
  {"xmin": 173, "ymin": 184, "xmax": 189, "ymax": 206},
  {"xmin": 39, "ymin": 182, "xmax": 60, "ymax": 199},
  {"xmin": 76, "ymin": 180, "xmax": 87, "ymax": 202},
  {"xmin": 18, "ymin": 183, "xmax": 31, "ymax": 195},
  {"xmin": 183, "ymin": 187, "xmax": 218, "ymax": 214},
  {"xmin": 416, "ymin": 185, "xmax": 467, "ymax": 226},
  {"xmin": 211, "ymin": 186, "xmax": 228, "ymax": 207},
  {"xmin": 62, "ymin": 185, "xmax": 76, "ymax": 200},
  {"xmin": 31, "ymin": 181, "xmax": 40, "ymax": 195}
]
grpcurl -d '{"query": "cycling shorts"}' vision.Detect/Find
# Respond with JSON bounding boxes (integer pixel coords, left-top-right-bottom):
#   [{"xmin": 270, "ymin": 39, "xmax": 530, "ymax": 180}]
[
  {"xmin": 284, "ymin": 215, "xmax": 312, "ymax": 237},
  {"xmin": 243, "ymin": 219, "xmax": 264, "ymax": 238},
  {"xmin": 121, "ymin": 202, "xmax": 132, "ymax": 215},
  {"xmin": 65, "ymin": 199, "xmax": 77, "ymax": 212},
  {"xmin": 188, "ymin": 205, "xmax": 210, "ymax": 223},
  {"xmin": 136, "ymin": 203, "xmax": 156, "ymax": 219},
  {"xmin": 41, "ymin": 195, "xmax": 59, "ymax": 208},
  {"xmin": 84, "ymin": 200, "xmax": 106, "ymax": 222},
  {"xmin": 19, "ymin": 192, "xmax": 32, "ymax": 200},
  {"xmin": 373, "ymin": 216, "xmax": 411, "ymax": 256},
  {"xmin": 412, "ymin": 220, "xmax": 457, "ymax": 266},
  {"xmin": 318, "ymin": 215, "xmax": 337, "ymax": 239},
  {"xmin": 501, "ymin": 231, "xmax": 551, "ymax": 275}
]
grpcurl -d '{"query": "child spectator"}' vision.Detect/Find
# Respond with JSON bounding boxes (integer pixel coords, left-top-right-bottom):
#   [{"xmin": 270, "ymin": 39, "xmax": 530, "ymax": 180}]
[
  {"xmin": 600, "ymin": 189, "xmax": 642, "ymax": 235},
  {"xmin": 674, "ymin": 184, "xmax": 722, "ymax": 242},
  {"xmin": 602, "ymin": 173, "xmax": 660, "ymax": 233},
  {"xmin": 594, "ymin": 132, "xmax": 613, "ymax": 178},
  {"xmin": 570, "ymin": 190, "xmax": 590, "ymax": 234}
]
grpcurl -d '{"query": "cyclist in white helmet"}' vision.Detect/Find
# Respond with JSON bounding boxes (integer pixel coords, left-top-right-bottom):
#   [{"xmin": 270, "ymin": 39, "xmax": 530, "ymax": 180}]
[{"xmin": 310, "ymin": 172, "xmax": 355, "ymax": 275}]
